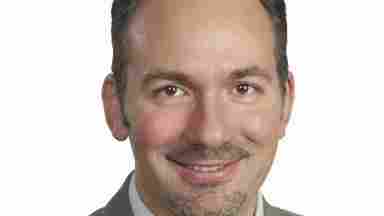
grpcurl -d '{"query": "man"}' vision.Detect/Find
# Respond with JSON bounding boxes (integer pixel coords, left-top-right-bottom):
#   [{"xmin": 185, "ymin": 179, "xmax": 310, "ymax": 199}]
[{"xmin": 92, "ymin": 0, "xmax": 300, "ymax": 215}]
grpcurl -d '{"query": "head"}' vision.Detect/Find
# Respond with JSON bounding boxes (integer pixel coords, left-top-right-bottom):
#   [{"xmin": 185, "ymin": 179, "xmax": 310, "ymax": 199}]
[{"xmin": 103, "ymin": 0, "xmax": 294, "ymax": 215}]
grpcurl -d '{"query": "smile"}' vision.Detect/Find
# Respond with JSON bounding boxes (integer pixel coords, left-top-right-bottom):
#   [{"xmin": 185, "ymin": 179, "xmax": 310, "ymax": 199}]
[
  {"xmin": 167, "ymin": 157, "xmax": 243, "ymax": 186},
  {"xmin": 184, "ymin": 164, "xmax": 226, "ymax": 173}
]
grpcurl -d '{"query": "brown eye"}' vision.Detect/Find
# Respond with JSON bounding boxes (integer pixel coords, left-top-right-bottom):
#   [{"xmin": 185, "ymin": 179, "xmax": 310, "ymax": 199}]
[
  {"xmin": 235, "ymin": 83, "xmax": 254, "ymax": 95},
  {"xmin": 157, "ymin": 85, "xmax": 186, "ymax": 97},
  {"xmin": 164, "ymin": 86, "xmax": 177, "ymax": 96}
]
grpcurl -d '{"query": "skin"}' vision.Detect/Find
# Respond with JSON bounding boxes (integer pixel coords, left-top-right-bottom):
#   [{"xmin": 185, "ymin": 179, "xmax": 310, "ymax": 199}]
[{"xmin": 102, "ymin": 0, "xmax": 295, "ymax": 215}]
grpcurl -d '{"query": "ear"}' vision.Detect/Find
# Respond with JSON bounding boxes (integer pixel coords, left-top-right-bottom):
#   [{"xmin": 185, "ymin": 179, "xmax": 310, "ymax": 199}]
[
  {"xmin": 278, "ymin": 70, "xmax": 295, "ymax": 139},
  {"xmin": 102, "ymin": 74, "xmax": 130, "ymax": 141}
]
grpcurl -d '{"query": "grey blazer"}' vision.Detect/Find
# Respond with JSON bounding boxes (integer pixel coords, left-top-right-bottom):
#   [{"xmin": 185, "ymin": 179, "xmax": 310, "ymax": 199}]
[{"xmin": 90, "ymin": 171, "xmax": 301, "ymax": 216}]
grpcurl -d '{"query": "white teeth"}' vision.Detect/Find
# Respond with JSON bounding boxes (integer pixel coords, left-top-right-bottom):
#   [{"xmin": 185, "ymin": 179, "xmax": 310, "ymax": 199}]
[{"xmin": 186, "ymin": 165, "xmax": 225, "ymax": 172}]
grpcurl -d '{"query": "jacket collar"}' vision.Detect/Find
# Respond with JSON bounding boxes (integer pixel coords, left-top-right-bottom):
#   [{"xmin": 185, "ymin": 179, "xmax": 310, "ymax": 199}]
[{"xmin": 104, "ymin": 171, "xmax": 135, "ymax": 216}]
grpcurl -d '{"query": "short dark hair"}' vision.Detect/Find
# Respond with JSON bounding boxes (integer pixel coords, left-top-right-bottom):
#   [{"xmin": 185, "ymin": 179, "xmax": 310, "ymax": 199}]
[{"xmin": 111, "ymin": 0, "xmax": 288, "ymax": 97}]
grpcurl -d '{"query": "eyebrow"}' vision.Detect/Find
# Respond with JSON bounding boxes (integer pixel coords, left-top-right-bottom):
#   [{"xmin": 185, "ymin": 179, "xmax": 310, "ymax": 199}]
[
  {"xmin": 142, "ymin": 68, "xmax": 195, "ymax": 88},
  {"xmin": 141, "ymin": 65, "xmax": 273, "ymax": 87},
  {"xmin": 229, "ymin": 65, "xmax": 273, "ymax": 83}
]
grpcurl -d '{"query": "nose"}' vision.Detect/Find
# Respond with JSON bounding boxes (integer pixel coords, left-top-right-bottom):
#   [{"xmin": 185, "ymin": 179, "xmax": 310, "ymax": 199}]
[{"xmin": 183, "ymin": 94, "xmax": 230, "ymax": 148}]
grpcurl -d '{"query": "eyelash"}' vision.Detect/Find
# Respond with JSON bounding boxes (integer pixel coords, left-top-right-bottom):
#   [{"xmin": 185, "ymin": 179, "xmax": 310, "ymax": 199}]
[
  {"xmin": 153, "ymin": 85, "xmax": 187, "ymax": 97},
  {"xmin": 234, "ymin": 82, "xmax": 262, "ymax": 95},
  {"xmin": 153, "ymin": 82, "xmax": 262, "ymax": 97}
]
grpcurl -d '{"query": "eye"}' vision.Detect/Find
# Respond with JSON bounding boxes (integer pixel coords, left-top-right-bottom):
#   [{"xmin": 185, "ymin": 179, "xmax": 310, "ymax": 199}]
[
  {"xmin": 155, "ymin": 85, "xmax": 187, "ymax": 97},
  {"xmin": 233, "ymin": 83, "xmax": 258, "ymax": 95}
]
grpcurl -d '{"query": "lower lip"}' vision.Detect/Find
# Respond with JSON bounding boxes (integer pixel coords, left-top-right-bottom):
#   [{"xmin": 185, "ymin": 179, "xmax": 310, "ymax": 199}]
[{"xmin": 171, "ymin": 159, "xmax": 242, "ymax": 186}]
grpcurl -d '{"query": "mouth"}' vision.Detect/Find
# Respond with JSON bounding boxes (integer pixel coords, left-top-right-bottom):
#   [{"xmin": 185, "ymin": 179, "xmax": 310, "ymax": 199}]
[{"xmin": 166, "ymin": 157, "xmax": 244, "ymax": 186}]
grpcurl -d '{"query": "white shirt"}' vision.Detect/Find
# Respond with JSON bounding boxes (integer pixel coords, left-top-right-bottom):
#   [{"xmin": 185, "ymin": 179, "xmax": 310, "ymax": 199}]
[{"xmin": 129, "ymin": 173, "xmax": 264, "ymax": 216}]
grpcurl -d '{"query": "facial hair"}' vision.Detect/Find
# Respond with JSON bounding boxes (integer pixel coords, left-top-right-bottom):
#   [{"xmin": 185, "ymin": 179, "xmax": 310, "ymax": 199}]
[{"xmin": 165, "ymin": 191, "xmax": 249, "ymax": 216}]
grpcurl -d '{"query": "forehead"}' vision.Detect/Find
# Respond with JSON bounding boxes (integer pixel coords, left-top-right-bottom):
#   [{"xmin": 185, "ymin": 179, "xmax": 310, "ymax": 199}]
[{"xmin": 124, "ymin": 0, "xmax": 276, "ymax": 77}]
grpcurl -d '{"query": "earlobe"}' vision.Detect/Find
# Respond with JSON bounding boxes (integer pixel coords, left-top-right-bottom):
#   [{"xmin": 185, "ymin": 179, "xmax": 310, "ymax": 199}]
[{"xmin": 102, "ymin": 73, "xmax": 130, "ymax": 141}]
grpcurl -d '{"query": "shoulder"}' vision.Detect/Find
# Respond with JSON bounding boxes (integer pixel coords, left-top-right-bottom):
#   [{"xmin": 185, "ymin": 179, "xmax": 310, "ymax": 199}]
[
  {"xmin": 263, "ymin": 198, "xmax": 303, "ymax": 216},
  {"xmin": 89, "ymin": 208, "xmax": 109, "ymax": 216},
  {"xmin": 267, "ymin": 206, "xmax": 303, "ymax": 216},
  {"xmin": 88, "ymin": 172, "xmax": 135, "ymax": 216}
]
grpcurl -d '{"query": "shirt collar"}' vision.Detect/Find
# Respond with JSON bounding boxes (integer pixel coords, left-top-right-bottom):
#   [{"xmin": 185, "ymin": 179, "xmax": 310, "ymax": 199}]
[
  {"xmin": 129, "ymin": 173, "xmax": 154, "ymax": 216},
  {"xmin": 129, "ymin": 173, "xmax": 264, "ymax": 216}
]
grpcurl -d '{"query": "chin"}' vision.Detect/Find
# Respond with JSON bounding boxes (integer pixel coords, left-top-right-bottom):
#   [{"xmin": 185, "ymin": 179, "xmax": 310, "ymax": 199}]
[{"xmin": 160, "ymin": 186, "xmax": 249, "ymax": 216}]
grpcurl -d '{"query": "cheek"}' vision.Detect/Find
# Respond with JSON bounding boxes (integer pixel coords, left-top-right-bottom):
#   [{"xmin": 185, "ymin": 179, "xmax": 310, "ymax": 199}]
[
  {"xmin": 132, "ymin": 109, "xmax": 188, "ymax": 152},
  {"xmin": 240, "ymin": 111, "xmax": 281, "ymax": 180},
  {"xmin": 240, "ymin": 108, "xmax": 283, "ymax": 146}
]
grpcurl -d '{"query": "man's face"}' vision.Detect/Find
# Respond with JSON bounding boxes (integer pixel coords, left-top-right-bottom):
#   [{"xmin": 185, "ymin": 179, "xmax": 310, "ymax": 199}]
[{"xmin": 115, "ymin": 0, "xmax": 293, "ymax": 215}]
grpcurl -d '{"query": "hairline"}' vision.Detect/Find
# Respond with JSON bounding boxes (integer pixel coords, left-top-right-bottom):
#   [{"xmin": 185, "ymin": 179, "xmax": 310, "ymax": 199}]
[{"xmin": 111, "ymin": 0, "xmax": 288, "ymax": 100}]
